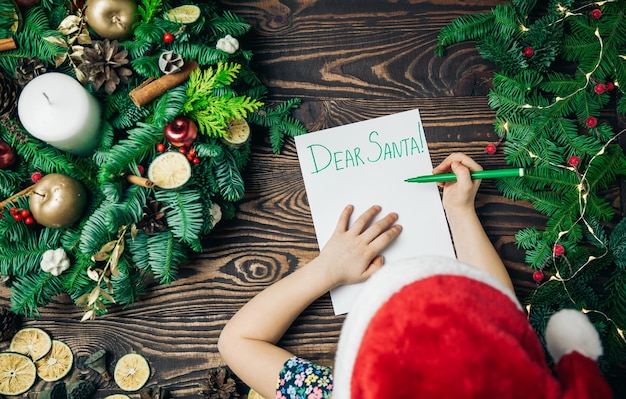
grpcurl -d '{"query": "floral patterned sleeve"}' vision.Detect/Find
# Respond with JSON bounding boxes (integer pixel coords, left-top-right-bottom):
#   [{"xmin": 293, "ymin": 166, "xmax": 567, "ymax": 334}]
[{"xmin": 275, "ymin": 356, "xmax": 333, "ymax": 399}]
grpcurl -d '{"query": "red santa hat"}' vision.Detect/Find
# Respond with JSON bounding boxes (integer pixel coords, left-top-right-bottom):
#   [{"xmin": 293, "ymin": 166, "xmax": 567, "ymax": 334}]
[{"xmin": 333, "ymin": 256, "xmax": 612, "ymax": 399}]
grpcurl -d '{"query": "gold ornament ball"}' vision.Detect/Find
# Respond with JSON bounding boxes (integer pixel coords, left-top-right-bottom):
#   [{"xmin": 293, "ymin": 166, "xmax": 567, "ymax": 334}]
[
  {"xmin": 29, "ymin": 174, "xmax": 87, "ymax": 228},
  {"xmin": 84, "ymin": 0, "xmax": 137, "ymax": 40}
]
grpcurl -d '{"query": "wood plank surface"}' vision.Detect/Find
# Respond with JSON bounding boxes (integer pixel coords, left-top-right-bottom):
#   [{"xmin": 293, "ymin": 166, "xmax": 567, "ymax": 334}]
[{"xmin": 3, "ymin": 1, "xmax": 619, "ymax": 397}]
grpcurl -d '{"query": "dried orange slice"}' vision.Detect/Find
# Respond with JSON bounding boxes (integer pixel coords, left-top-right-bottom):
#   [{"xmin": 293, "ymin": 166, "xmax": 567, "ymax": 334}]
[
  {"xmin": 35, "ymin": 340, "xmax": 73, "ymax": 381},
  {"xmin": 9, "ymin": 327, "xmax": 52, "ymax": 361},
  {"xmin": 223, "ymin": 118, "xmax": 251, "ymax": 146},
  {"xmin": 147, "ymin": 152, "xmax": 191, "ymax": 189},
  {"xmin": 0, "ymin": 352, "xmax": 37, "ymax": 396},
  {"xmin": 114, "ymin": 353, "xmax": 150, "ymax": 391}
]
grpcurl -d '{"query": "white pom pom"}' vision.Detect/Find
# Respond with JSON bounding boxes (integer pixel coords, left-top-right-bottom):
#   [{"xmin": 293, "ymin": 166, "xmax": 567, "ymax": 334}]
[{"xmin": 545, "ymin": 309, "xmax": 603, "ymax": 363}]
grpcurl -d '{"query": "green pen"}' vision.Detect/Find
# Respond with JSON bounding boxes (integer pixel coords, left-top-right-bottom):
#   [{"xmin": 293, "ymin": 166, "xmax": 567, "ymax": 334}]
[{"xmin": 405, "ymin": 168, "xmax": 524, "ymax": 183}]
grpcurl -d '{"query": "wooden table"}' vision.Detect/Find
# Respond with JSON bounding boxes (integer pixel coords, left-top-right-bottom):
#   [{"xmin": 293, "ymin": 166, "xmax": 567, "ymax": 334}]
[{"xmin": 2, "ymin": 1, "xmax": 622, "ymax": 397}]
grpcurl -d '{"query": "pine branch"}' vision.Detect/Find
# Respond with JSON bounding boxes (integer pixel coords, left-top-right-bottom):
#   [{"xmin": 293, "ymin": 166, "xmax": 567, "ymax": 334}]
[{"xmin": 11, "ymin": 272, "xmax": 63, "ymax": 317}]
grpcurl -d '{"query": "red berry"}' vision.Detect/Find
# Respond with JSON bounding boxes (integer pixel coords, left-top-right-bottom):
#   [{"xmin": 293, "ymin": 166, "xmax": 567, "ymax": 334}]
[
  {"xmin": 163, "ymin": 32, "xmax": 174, "ymax": 43},
  {"xmin": 568, "ymin": 155, "xmax": 580, "ymax": 166},
  {"xmin": 606, "ymin": 81, "xmax": 615, "ymax": 91},
  {"xmin": 31, "ymin": 172, "xmax": 43, "ymax": 182},
  {"xmin": 523, "ymin": 47, "xmax": 534, "ymax": 57},
  {"xmin": 532, "ymin": 270, "xmax": 545, "ymax": 283},
  {"xmin": 187, "ymin": 153, "xmax": 194, "ymax": 161},
  {"xmin": 137, "ymin": 165, "xmax": 145, "ymax": 175},
  {"xmin": 13, "ymin": 213, "xmax": 22, "ymax": 222},
  {"xmin": 485, "ymin": 143, "xmax": 497, "ymax": 155},
  {"xmin": 553, "ymin": 244, "xmax": 565, "ymax": 256},
  {"xmin": 24, "ymin": 216, "xmax": 34, "ymax": 225},
  {"xmin": 179, "ymin": 147, "xmax": 187, "ymax": 155},
  {"xmin": 188, "ymin": 148, "xmax": 196, "ymax": 157},
  {"xmin": 20, "ymin": 209, "xmax": 30, "ymax": 218},
  {"xmin": 594, "ymin": 83, "xmax": 606, "ymax": 94},
  {"xmin": 585, "ymin": 116, "xmax": 598, "ymax": 128},
  {"xmin": 156, "ymin": 143, "xmax": 166, "ymax": 152},
  {"xmin": 591, "ymin": 8, "xmax": 602, "ymax": 19},
  {"xmin": 9, "ymin": 207, "xmax": 18, "ymax": 215},
  {"xmin": 192, "ymin": 157, "xmax": 201, "ymax": 165}
]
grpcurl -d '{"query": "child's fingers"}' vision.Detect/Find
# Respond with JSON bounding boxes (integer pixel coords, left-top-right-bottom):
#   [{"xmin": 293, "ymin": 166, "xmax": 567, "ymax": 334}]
[
  {"xmin": 360, "ymin": 255, "xmax": 385, "ymax": 281},
  {"xmin": 361, "ymin": 211, "xmax": 399, "ymax": 243},
  {"xmin": 368, "ymin": 224, "xmax": 402, "ymax": 253},
  {"xmin": 348, "ymin": 205, "xmax": 382, "ymax": 234},
  {"xmin": 333, "ymin": 204, "xmax": 354, "ymax": 233}
]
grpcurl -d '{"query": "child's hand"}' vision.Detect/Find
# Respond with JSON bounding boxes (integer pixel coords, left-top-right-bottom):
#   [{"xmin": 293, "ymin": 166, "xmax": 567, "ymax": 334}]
[
  {"xmin": 432, "ymin": 153, "xmax": 483, "ymax": 213},
  {"xmin": 317, "ymin": 205, "xmax": 401, "ymax": 288}
]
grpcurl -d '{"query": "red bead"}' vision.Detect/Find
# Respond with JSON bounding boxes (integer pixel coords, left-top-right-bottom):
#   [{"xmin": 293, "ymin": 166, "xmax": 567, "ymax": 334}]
[
  {"xmin": 606, "ymin": 81, "xmax": 615, "ymax": 91},
  {"xmin": 31, "ymin": 172, "xmax": 43, "ymax": 182},
  {"xmin": 192, "ymin": 157, "xmax": 201, "ymax": 165},
  {"xmin": 24, "ymin": 216, "xmax": 34, "ymax": 225},
  {"xmin": 585, "ymin": 116, "xmax": 598, "ymax": 128},
  {"xmin": 594, "ymin": 83, "xmax": 606, "ymax": 94},
  {"xmin": 553, "ymin": 244, "xmax": 565, "ymax": 256},
  {"xmin": 523, "ymin": 47, "xmax": 534, "ymax": 57},
  {"xmin": 163, "ymin": 32, "xmax": 174, "ymax": 43},
  {"xmin": 532, "ymin": 270, "xmax": 545, "ymax": 283},
  {"xmin": 568, "ymin": 155, "xmax": 580, "ymax": 167},
  {"xmin": 485, "ymin": 143, "xmax": 497, "ymax": 155},
  {"xmin": 591, "ymin": 8, "xmax": 602, "ymax": 19},
  {"xmin": 156, "ymin": 143, "xmax": 166, "ymax": 152}
]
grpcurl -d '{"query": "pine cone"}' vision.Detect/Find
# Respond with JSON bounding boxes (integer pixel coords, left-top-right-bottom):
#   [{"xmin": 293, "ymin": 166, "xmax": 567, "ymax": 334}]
[
  {"xmin": 0, "ymin": 74, "xmax": 20, "ymax": 117},
  {"xmin": 78, "ymin": 39, "xmax": 132, "ymax": 95},
  {"xmin": 200, "ymin": 367, "xmax": 241, "ymax": 399},
  {"xmin": 14, "ymin": 57, "xmax": 48, "ymax": 86},
  {"xmin": 0, "ymin": 306, "xmax": 19, "ymax": 342},
  {"xmin": 136, "ymin": 197, "xmax": 168, "ymax": 234}
]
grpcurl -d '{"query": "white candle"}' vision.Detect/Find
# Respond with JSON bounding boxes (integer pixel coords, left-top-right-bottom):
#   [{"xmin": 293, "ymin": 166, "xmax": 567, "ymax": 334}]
[{"xmin": 18, "ymin": 72, "xmax": 102, "ymax": 156}]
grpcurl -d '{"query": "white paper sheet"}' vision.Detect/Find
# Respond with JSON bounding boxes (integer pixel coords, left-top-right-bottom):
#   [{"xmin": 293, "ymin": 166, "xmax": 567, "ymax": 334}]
[{"xmin": 295, "ymin": 108, "xmax": 456, "ymax": 314}]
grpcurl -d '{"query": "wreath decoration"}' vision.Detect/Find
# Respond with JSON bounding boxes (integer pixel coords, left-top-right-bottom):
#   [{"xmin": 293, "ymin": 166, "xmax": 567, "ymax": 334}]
[
  {"xmin": 436, "ymin": 0, "xmax": 626, "ymax": 390},
  {"xmin": 0, "ymin": 0, "xmax": 306, "ymax": 320}
]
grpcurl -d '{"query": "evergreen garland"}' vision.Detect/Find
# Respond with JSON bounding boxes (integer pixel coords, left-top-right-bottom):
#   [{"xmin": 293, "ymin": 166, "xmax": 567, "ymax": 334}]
[
  {"xmin": 0, "ymin": 0, "xmax": 306, "ymax": 319},
  {"xmin": 437, "ymin": 0, "xmax": 626, "ymax": 392}
]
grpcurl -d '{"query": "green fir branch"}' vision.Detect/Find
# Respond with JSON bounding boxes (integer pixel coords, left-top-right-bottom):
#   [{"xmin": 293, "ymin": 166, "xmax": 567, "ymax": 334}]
[
  {"xmin": 146, "ymin": 230, "xmax": 187, "ymax": 284},
  {"xmin": 10, "ymin": 272, "xmax": 63, "ymax": 317}
]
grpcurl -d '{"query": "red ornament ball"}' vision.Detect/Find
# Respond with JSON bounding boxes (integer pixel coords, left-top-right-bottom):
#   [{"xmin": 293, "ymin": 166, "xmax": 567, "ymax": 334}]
[
  {"xmin": 523, "ymin": 47, "xmax": 534, "ymax": 57},
  {"xmin": 164, "ymin": 116, "xmax": 198, "ymax": 148},
  {"xmin": 591, "ymin": 8, "xmax": 602, "ymax": 19},
  {"xmin": 594, "ymin": 83, "xmax": 606, "ymax": 94},
  {"xmin": 156, "ymin": 143, "xmax": 166, "ymax": 152},
  {"xmin": 163, "ymin": 32, "xmax": 174, "ymax": 43},
  {"xmin": 585, "ymin": 116, "xmax": 598, "ymax": 128},
  {"xmin": 532, "ymin": 270, "xmax": 545, "ymax": 283},
  {"xmin": 484, "ymin": 143, "xmax": 497, "ymax": 155},
  {"xmin": 553, "ymin": 243, "xmax": 565, "ymax": 257},
  {"xmin": 568, "ymin": 155, "xmax": 580, "ymax": 167},
  {"xmin": 31, "ymin": 172, "xmax": 43, "ymax": 182},
  {"xmin": 0, "ymin": 140, "xmax": 17, "ymax": 170}
]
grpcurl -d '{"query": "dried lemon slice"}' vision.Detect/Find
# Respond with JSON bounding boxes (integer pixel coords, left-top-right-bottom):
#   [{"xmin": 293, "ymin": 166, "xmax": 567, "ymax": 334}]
[
  {"xmin": 248, "ymin": 388, "xmax": 267, "ymax": 399},
  {"xmin": 222, "ymin": 118, "xmax": 251, "ymax": 147},
  {"xmin": 9, "ymin": 327, "xmax": 52, "ymax": 361},
  {"xmin": 35, "ymin": 340, "xmax": 73, "ymax": 382},
  {"xmin": 164, "ymin": 5, "xmax": 201, "ymax": 24},
  {"xmin": 114, "ymin": 353, "xmax": 150, "ymax": 391},
  {"xmin": 104, "ymin": 395, "xmax": 131, "ymax": 399},
  {"xmin": 147, "ymin": 152, "xmax": 191, "ymax": 189},
  {"xmin": 0, "ymin": 352, "xmax": 37, "ymax": 396}
]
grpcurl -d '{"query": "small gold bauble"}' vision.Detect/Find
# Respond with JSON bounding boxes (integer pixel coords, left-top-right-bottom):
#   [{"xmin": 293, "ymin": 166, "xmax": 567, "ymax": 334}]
[
  {"xmin": 84, "ymin": 0, "xmax": 137, "ymax": 40},
  {"xmin": 29, "ymin": 174, "xmax": 87, "ymax": 228}
]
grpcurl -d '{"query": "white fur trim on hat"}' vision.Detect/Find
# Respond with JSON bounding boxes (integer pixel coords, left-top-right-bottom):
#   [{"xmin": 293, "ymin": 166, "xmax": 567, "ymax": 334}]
[
  {"xmin": 333, "ymin": 255, "xmax": 519, "ymax": 399},
  {"xmin": 545, "ymin": 308, "xmax": 603, "ymax": 363}
]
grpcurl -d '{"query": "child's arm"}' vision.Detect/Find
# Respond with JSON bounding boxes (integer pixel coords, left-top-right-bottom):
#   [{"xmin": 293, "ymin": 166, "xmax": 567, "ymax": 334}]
[
  {"xmin": 433, "ymin": 153, "xmax": 514, "ymax": 292},
  {"xmin": 218, "ymin": 205, "xmax": 401, "ymax": 399}
]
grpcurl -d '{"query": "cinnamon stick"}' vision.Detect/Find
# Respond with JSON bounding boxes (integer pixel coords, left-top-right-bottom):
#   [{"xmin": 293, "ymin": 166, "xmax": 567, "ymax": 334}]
[
  {"xmin": 0, "ymin": 38, "xmax": 16, "ymax": 52},
  {"xmin": 129, "ymin": 60, "xmax": 199, "ymax": 107},
  {"xmin": 0, "ymin": 184, "xmax": 35, "ymax": 209},
  {"xmin": 125, "ymin": 174, "xmax": 154, "ymax": 188}
]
